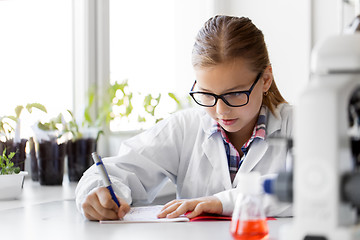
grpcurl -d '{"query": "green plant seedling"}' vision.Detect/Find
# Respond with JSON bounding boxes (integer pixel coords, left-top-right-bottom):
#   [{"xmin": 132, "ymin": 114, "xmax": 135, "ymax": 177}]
[
  {"xmin": 0, "ymin": 116, "xmax": 16, "ymax": 141},
  {"xmin": 0, "ymin": 103, "xmax": 47, "ymax": 142},
  {"xmin": 37, "ymin": 113, "xmax": 64, "ymax": 132},
  {"xmin": 0, "ymin": 149, "xmax": 20, "ymax": 175}
]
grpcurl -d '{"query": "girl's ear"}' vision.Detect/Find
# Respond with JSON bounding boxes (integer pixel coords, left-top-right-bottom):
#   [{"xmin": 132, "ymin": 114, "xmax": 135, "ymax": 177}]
[{"xmin": 262, "ymin": 65, "xmax": 273, "ymax": 93}]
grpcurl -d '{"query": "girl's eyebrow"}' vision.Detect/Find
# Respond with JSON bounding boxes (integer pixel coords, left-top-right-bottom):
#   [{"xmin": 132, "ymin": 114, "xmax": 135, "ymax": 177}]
[{"xmin": 198, "ymin": 84, "xmax": 248, "ymax": 93}]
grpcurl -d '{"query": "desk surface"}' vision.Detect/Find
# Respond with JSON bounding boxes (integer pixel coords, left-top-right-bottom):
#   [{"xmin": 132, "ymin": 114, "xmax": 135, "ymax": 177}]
[{"xmin": 0, "ymin": 177, "xmax": 291, "ymax": 240}]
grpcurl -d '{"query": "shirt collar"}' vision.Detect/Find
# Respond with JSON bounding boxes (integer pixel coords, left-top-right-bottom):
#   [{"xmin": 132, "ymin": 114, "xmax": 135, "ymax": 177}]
[{"xmin": 210, "ymin": 105, "xmax": 268, "ymax": 148}]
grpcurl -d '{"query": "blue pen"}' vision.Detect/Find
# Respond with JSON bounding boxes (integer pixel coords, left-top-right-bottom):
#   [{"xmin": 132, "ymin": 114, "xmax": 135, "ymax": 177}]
[{"xmin": 91, "ymin": 152, "xmax": 120, "ymax": 207}]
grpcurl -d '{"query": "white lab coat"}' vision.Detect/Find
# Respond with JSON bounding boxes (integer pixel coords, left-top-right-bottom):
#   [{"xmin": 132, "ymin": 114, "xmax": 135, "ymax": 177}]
[{"xmin": 75, "ymin": 103, "xmax": 293, "ymax": 217}]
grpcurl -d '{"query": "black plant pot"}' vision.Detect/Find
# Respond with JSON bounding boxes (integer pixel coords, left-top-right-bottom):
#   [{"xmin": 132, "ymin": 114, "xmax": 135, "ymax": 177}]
[
  {"xmin": 67, "ymin": 138, "xmax": 96, "ymax": 182},
  {"xmin": 0, "ymin": 139, "xmax": 27, "ymax": 171},
  {"xmin": 37, "ymin": 140, "xmax": 66, "ymax": 185},
  {"xmin": 29, "ymin": 137, "xmax": 39, "ymax": 181},
  {"xmin": 351, "ymin": 138, "xmax": 360, "ymax": 170}
]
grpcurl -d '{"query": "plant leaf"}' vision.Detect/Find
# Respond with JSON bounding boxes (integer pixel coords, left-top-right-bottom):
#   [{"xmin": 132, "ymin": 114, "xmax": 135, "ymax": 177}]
[
  {"xmin": 15, "ymin": 105, "xmax": 24, "ymax": 119},
  {"xmin": 8, "ymin": 152, "xmax": 15, "ymax": 159},
  {"xmin": 26, "ymin": 103, "xmax": 47, "ymax": 113},
  {"xmin": 168, "ymin": 92, "xmax": 181, "ymax": 105},
  {"xmin": 13, "ymin": 167, "xmax": 20, "ymax": 174},
  {"xmin": 67, "ymin": 109, "xmax": 74, "ymax": 118},
  {"xmin": 6, "ymin": 116, "xmax": 17, "ymax": 122},
  {"xmin": 0, "ymin": 150, "xmax": 19, "ymax": 175}
]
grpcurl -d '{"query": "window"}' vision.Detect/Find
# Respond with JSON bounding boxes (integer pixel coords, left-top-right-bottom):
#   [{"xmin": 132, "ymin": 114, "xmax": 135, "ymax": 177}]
[
  {"xmin": 0, "ymin": 0, "xmax": 73, "ymax": 138},
  {"xmin": 109, "ymin": 0, "xmax": 213, "ymax": 131}
]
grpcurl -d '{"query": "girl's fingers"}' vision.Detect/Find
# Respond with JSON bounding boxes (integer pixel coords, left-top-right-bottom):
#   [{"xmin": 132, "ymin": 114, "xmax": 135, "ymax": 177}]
[
  {"xmin": 161, "ymin": 199, "xmax": 181, "ymax": 210},
  {"xmin": 157, "ymin": 201, "xmax": 183, "ymax": 218},
  {"xmin": 83, "ymin": 200, "xmax": 119, "ymax": 221},
  {"xmin": 83, "ymin": 205, "xmax": 102, "ymax": 221},
  {"xmin": 117, "ymin": 198, "xmax": 131, "ymax": 218},
  {"xmin": 82, "ymin": 187, "xmax": 128, "ymax": 221},
  {"xmin": 158, "ymin": 196, "xmax": 223, "ymax": 219},
  {"xmin": 160, "ymin": 199, "xmax": 200, "ymax": 218},
  {"xmin": 166, "ymin": 200, "xmax": 198, "ymax": 218},
  {"xmin": 186, "ymin": 197, "xmax": 223, "ymax": 218},
  {"xmin": 92, "ymin": 194, "xmax": 120, "ymax": 220},
  {"xmin": 82, "ymin": 193, "xmax": 107, "ymax": 220},
  {"xmin": 97, "ymin": 187, "xmax": 120, "ymax": 211},
  {"xmin": 186, "ymin": 202, "xmax": 207, "ymax": 219}
]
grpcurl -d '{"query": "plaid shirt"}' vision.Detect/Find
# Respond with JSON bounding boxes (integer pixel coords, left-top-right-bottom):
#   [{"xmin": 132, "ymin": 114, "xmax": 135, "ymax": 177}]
[{"xmin": 209, "ymin": 106, "xmax": 267, "ymax": 182}]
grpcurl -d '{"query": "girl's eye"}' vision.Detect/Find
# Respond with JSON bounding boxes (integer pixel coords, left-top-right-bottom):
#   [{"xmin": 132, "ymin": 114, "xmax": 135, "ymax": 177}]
[{"xmin": 227, "ymin": 92, "xmax": 243, "ymax": 97}]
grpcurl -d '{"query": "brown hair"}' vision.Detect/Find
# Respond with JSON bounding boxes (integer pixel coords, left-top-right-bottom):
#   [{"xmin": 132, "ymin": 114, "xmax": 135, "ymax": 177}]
[{"xmin": 192, "ymin": 15, "xmax": 286, "ymax": 115}]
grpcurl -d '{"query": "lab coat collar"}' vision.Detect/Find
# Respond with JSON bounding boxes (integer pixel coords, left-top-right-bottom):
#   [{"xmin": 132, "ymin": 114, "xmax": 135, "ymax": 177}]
[
  {"xmin": 200, "ymin": 110, "xmax": 232, "ymax": 189},
  {"xmin": 201, "ymin": 136, "xmax": 269, "ymax": 190},
  {"xmin": 202, "ymin": 136, "xmax": 232, "ymax": 190},
  {"xmin": 200, "ymin": 110, "xmax": 215, "ymax": 138},
  {"xmin": 199, "ymin": 104, "xmax": 285, "ymax": 188},
  {"xmin": 235, "ymin": 139, "xmax": 268, "ymax": 175},
  {"xmin": 200, "ymin": 104, "xmax": 284, "ymax": 138},
  {"xmin": 266, "ymin": 103, "xmax": 284, "ymax": 136},
  {"xmin": 232, "ymin": 105, "xmax": 286, "ymax": 185}
]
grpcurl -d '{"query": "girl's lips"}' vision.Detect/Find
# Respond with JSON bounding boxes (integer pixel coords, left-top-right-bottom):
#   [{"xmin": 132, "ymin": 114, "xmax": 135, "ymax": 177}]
[{"xmin": 220, "ymin": 119, "xmax": 237, "ymax": 126}]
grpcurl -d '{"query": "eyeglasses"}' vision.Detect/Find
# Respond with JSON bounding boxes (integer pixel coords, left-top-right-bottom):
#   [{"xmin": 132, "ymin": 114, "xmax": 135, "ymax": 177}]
[{"xmin": 189, "ymin": 71, "xmax": 263, "ymax": 107}]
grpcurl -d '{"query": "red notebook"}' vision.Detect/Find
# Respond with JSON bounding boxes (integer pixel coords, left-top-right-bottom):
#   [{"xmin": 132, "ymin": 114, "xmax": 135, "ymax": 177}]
[{"xmin": 186, "ymin": 212, "xmax": 276, "ymax": 222}]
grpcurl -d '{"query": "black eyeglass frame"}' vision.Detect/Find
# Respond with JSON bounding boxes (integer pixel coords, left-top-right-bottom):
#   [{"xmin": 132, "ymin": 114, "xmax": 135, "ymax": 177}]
[{"xmin": 189, "ymin": 71, "xmax": 263, "ymax": 107}]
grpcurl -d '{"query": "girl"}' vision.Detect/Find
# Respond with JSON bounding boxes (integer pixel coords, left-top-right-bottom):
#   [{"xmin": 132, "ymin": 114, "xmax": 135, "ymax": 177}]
[{"xmin": 76, "ymin": 15, "xmax": 293, "ymax": 221}]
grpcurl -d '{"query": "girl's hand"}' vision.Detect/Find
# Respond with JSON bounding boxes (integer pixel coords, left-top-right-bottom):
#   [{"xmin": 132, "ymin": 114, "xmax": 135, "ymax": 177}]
[
  {"xmin": 82, "ymin": 187, "xmax": 130, "ymax": 221},
  {"xmin": 157, "ymin": 196, "xmax": 223, "ymax": 219}
]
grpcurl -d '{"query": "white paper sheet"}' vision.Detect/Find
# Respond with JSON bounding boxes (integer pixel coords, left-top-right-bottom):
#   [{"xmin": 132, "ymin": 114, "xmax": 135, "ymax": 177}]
[{"xmin": 100, "ymin": 205, "xmax": 189, "ymax": 224}]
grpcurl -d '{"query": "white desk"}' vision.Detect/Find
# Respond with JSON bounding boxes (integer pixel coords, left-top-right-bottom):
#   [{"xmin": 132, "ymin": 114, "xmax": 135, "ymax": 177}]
[{"xmin": 0, "ymin": 177, "xmax": 291, "ymax": 240}]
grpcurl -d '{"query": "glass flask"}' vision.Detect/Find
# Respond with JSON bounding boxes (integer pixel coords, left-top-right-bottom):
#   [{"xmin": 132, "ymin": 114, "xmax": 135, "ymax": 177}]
[{"xmin": 230, "ymin": 172, "xmax": 269, "ymax": 240}]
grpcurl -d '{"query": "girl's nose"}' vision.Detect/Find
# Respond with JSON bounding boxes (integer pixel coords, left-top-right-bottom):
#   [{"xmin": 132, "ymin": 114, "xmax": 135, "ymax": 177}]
[{"xmin": 215, "ymin": 99, "xmax": 231, "ymax": 115}]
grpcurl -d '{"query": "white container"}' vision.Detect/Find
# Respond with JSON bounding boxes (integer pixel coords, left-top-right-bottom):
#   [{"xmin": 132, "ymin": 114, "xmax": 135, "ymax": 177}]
[{"xmin": 0, "ymin": 171, "xmax": 28, "ymax": 200}]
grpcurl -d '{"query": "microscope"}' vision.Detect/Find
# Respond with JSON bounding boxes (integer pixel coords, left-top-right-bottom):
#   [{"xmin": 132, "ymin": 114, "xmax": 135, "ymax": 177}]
[{"xmin": 264, "ymin": 16, "xmax": 360, "ymax": 240}]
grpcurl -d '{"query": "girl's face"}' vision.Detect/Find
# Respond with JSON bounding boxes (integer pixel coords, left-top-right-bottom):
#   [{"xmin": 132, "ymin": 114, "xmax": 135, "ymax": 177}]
[{"xmin": 194, "ymin": 58, "xmax": 272, "ymax": 136}]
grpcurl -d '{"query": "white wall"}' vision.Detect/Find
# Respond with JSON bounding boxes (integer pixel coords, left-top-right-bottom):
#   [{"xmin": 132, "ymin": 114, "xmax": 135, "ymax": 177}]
[
  {"xmin": 311, "ymin": 0, "xmax": 342, "ymax": 47},
  {"xmin": 211, "ymin": 0, "xmax": 311, "ymax": 105},
  {"xmin": 311, "ymin": 0, "xmax": 359, "ymax": 50}
]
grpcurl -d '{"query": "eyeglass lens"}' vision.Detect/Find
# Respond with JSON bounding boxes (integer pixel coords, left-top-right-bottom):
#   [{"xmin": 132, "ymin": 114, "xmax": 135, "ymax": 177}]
[{"xmin": 192, "ymin": 92, "xmax": 248, "ymax": 107}]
